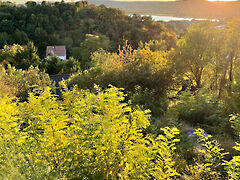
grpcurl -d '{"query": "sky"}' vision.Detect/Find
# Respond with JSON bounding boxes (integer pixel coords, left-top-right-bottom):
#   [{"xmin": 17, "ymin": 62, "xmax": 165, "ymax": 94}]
[
  {"xmin": 112, "ymin": 0, "xmax": 238, "ymax": 2},
  {"xmin": 111, "ymin": 0, "xmax": 238, "ymax": 1},
  {"xmin": 111, "ymin": 0, "xmax": 177, "ymax": 1},
  {"xmin": 2, "ymin": 0, "xmax": 239, "ymax": 3}
]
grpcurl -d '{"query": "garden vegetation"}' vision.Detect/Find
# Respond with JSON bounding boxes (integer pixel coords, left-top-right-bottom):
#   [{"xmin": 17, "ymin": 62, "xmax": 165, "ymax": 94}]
[{"xmin": 1, "ymin": 1, "xmax": 240, "ymax": 179}]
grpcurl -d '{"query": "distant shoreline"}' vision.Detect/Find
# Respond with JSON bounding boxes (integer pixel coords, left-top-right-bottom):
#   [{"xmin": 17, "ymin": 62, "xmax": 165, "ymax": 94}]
[
  {"xmin": 2, "ymin": 0, "xmax": 240, "ymax": 19},
  {"xmin": 89, "ymin": 0, "xmax": 240, "ymax": 19}
]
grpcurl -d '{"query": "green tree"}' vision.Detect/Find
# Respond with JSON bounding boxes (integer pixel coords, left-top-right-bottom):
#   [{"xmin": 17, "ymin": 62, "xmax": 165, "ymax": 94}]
[
  {"xmin": 188, "ymin": 128, "xmax": 228, "ymax": 179},
  {"xmin": 41, "ymin": 56, "xmax": 80, "ymax": 75},
  {"xmin": 175, "ymin": 21, "xmax": 218, "ymax": 91},
  {"xmin": 0, "ymin": 42, "xmax": 40, "ymax": 69},
  {"xmin": 73, "ymin": 34, "xmax": 110, "ymax": 69},
  {"xmin": 41, "ymin": 55, "xmax": 63, "ymax": 75},
  {"xmin": 222, "ymin": 19, "xmax": 240, "ymax": 95},
  {"xmin": 0, "ymin": 32, "xmax": 11, "ymax": 48},
  {"xmin": 13, "ymin": 30, "xmax": 29, "ymax": 45},
  {"xmin": 0, "ymin": 65, "xmax": 52, "ymax": 101},
  {"xmin": 25, "ymin": 1, "xmax": 37, "ymax": 7}
]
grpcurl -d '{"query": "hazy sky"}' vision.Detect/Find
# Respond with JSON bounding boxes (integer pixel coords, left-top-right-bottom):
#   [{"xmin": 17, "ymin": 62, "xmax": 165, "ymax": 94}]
[
  {"xmin": 112, "ymin": 0, "xmax": 237, "ymax": 1},
  {"xmin": 112, "ymin": 0, "xmax": 238, "ymax": 1},
  {"xmin": 112, "ymin": 0, "xmax": 177, "ymax": 1},
  {"xmin": 3, "ymin": 0, "xmax": 239, "ymax": 5}
]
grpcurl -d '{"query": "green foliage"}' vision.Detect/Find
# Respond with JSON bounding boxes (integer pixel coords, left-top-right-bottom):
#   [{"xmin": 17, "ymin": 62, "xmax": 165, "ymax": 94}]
[
  {"xmin": 0, "ymin": 65, "xmax": 52, "ymax": 100},
  {"xmin": 2, "ymin": 3, "xmax": 240, "ymax": 179},
  {"xmin": 1, "ymin": 83, "xmax": 240, "ymax": 179},
  {"xmin": 41, "ymin": 56, "xmax": 63, "ymax": 75},
  {"xmin": 0, "ymin": 42, "xmax": 40, "ymax": 69},
  {"xmin": 139, "ymin": 40, "xmax": 168, "ymax": 52},
  {"xmin": 224, "ymin": 155, "xmax": 240, "ymax": 180},
  {"xmin": 13, "ymin": 30, "xmax": 29, "ymax": 45},
  {"xmin": 67, "ymin": 44, "xmax": 175, "ymax": 116},
  {"xmin": 170, "ymin": 91, "xmax": 225, "ymax": 127},
  {"xmin": 220, "ymin": 19, "xmax": 240, "ymax": 112},
  {"xmin": 0, "ymin": 32, "xmax": 11, "ymax": 47},
  {"xmin": 151, "ymin": 127, "xmax": 180, "ymax": 178},
  {"xmin": 0, "ymin": 2, "xmax": 176, "ymax": 58},
  {"xmin": 223, "ymin": 115, "xmax": 240, "ymax": 179},
  {"xmin": 129, "ymin": 86, "xmax": 169, "ymax": 117},
  {"xmin": 174, "ymin": 19, "xmax": 240, "ymax": 100},
  {"xmin": 174, "ymin": 21, "xmax": 219, "ymax": 90},
  {"xmin": 164, "ymin": 20, "xmax": 192, "ymax": 35},
  {"xmin": 183, "ymin": 128, "xmax": 227, "ymax": 179},
  {"xmin": 41, "ymin": 55, "xmax": 81, "ymax": 75},
  {"xmin": 0, "ymin": 85, "xmax": 180, "ymax": 179},
  {"xmin": 167, "ymin": 90, "xmax": 233, "ymax": 155},
  {"xmin": 195, "ymin": 129, "xmax": 227, "ymax": 169},
  {"xmin": 229, "ymin": 114, "xmax": 240, "ymax": 136},
  {"xmin": 74, "ymin": 34, "xmax": 110, "ymax": 69},
  {"xmin": 63, "ymin": 57, "xmax": 81, "ymax": 74}
]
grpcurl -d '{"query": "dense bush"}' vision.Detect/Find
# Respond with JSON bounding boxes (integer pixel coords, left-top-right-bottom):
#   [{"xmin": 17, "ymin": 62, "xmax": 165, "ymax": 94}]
[
  {"xmin": 0, "ymin": 42, "xmax": 40, "ymax": 70},
  {"xmin": 0, "ymin": 65, "xmax": 52, "ymax": 100},
  {"xmin": 0, "ymin": 85, "xmax": 240, "ymax": 179},
  {"xmin": 129, "ymin": 86, "xmax": 169, "ymax": 117},
  {"xmin": 172, "ymin": 91, "xmax": 221, "ymax": 126},
  {"xmin": 40, "ymin": 56, "xmax": 81, "ymax": 75},
  {"xmin": 0, "ymin": 85, "xmax": 180, "ymax": 179},
  {"xmin": 168, "ymin": 90, "xmax": 232, "ymax": 136},
  {"xmin": 66, "ymin": 44, "xmax": 175, "ymax": 116}
]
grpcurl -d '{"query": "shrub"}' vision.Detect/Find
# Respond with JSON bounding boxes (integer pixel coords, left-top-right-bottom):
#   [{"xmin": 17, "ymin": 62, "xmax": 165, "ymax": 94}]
[
  {"xmin": 187, "ymin": 128, "xmax": 228, "ymax": 179},
  {"xmin": 1, "ymin": 84, "xmax": 240, "ymax": 179},
  {"xmin": 0, "ymin": 42, "xmax": 40, "ymax": 70},
  {"xmin": 66, "ymin": 44, "xmax": 175, "ymax": 116},
  {"xmin": 224, "ymin": 115, "xmax": 240, "ymax": 179},
  {"xmin": 0, "ymin": 65, "xmax": 52, "ymax": 100},
  {"xmin": 0, "ymin": 85, "xmax": 180, "ymax": 179},
  {"xmin": 171, "ymin": 91, "xmax": 227, "ymax": 128},
  {"xmin": 129, "ymin": 86, "xmax": 169, "ymax": 117},
  {"xmin": 40, "ymin": 56, "xmax": 81, "ymax": 75}
]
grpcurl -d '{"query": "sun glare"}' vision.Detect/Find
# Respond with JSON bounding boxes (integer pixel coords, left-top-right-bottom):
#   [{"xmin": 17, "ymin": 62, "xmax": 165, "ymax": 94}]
[{"xmin": 208, "ymin": 0, "xmax": 238, "ymax": 1}]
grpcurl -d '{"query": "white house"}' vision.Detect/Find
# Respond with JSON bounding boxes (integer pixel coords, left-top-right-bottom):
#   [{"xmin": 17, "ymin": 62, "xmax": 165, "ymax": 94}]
[{"xmin": 46, "ymin": 46, "xmax": 66, "ymax": 60}]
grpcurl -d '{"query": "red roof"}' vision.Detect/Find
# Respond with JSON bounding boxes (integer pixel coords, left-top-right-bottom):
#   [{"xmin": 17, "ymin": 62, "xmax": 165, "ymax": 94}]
[{"xmin": 46, "ymin": 46, "xmax": 66, "ymax": 57}]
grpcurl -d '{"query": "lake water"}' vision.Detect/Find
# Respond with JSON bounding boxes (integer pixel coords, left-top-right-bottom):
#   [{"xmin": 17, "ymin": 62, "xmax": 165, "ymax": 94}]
[
  {"xmin": 146, "ymin": 15, "xmax": 219, "ymax": 22},
  {"xmin": 129, "ymin": 14, "xmax": 219, "ymax": 22}
]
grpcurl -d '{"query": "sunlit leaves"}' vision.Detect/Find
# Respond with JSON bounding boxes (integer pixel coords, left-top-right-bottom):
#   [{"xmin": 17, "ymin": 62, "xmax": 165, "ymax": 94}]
[
  {"xmin": 224, "ymin": 115, "xmax": 240, "ymax": 179},
  {"xmin": 0, "ymin": 85, "xmax": 180, "ymax": 179},
  {"xmin": 190, "ymin": 128, "xmax": 228, "ymax": 179}
]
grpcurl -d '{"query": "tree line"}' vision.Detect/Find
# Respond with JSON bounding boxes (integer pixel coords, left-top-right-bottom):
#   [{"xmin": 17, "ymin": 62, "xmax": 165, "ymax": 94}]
[{"xmin": 0, "ymin": 1, "xmax": 176, "ymax": 66}]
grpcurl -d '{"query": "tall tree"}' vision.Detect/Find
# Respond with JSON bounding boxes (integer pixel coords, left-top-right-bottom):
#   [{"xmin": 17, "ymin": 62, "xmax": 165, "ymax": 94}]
[{"xmin": 174, "ymin": 21, "xmax": 218, "ymax": 91}]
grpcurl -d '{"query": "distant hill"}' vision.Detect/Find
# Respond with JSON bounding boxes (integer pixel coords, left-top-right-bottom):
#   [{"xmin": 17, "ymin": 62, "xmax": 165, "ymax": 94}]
[
  {"xmin": 1, "ymin": 0, "xmax": 240, "ymax": 19},
  {"xmin": 89, "ymin": 0, "xmax": 240, "ymax": 19}
]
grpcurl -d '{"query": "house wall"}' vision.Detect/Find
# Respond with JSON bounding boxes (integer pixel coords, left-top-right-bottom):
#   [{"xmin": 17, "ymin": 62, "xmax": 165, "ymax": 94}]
[
  {"xmin": 59, "ymin": 56, "xmax": 66, "ymax": 60},
  {"xmin": 47, "ymin": 55, "xmax": 66, "ymax": 60}
]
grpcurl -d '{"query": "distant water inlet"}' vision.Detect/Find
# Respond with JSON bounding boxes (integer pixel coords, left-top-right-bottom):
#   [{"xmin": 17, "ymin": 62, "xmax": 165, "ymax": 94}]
[
  {"xmin": 151, "ymin": 15, "xmax": 219, "ymax": 22},
  {"xmin": 134, "ymin": 15, "xmax": 220, "ymax": 22}
]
